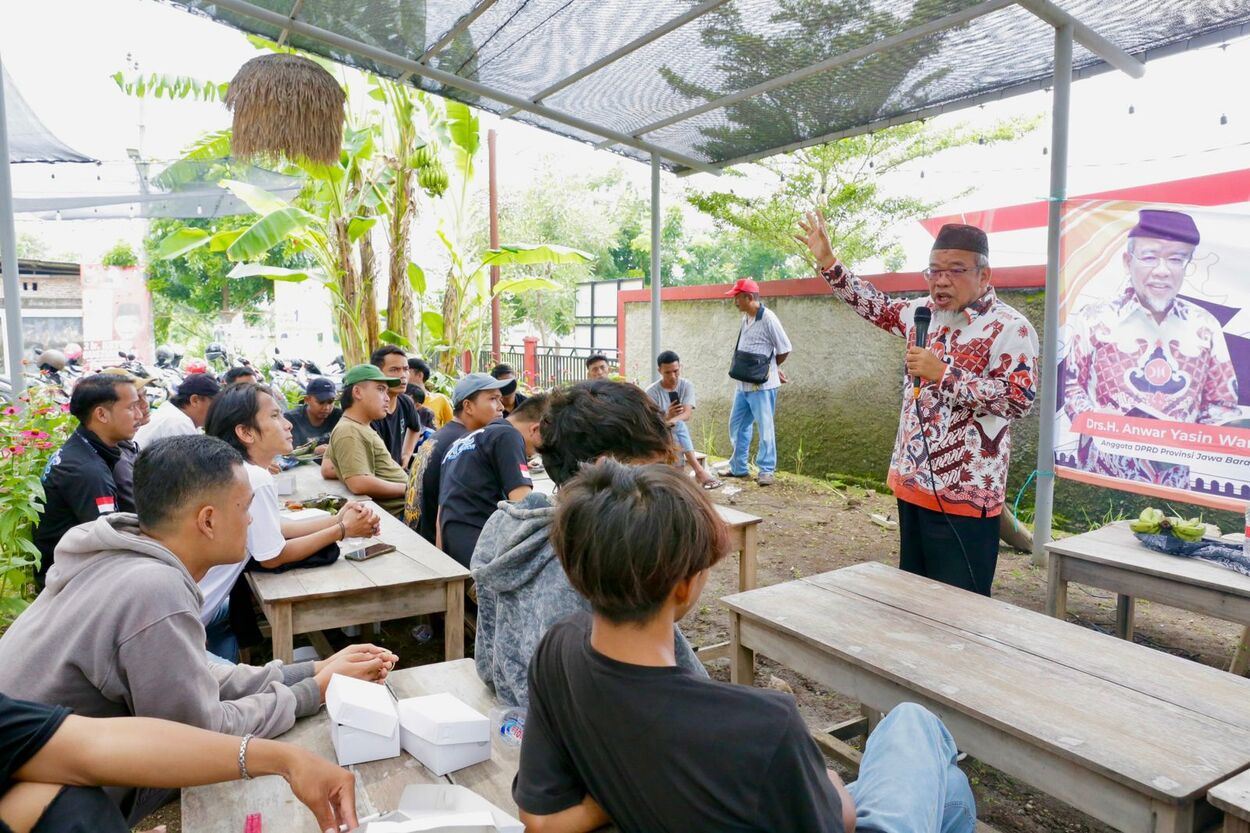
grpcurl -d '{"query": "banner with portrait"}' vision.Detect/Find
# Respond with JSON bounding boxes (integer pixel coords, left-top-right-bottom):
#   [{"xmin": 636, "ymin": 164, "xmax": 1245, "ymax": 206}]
[
  {"xmin": 1055, "ymin": 200, "xmax": 1250, "ymax": 511},
  {"xmin": 81, "ymin": 264, "xmax": 155, "ymax": 369}
]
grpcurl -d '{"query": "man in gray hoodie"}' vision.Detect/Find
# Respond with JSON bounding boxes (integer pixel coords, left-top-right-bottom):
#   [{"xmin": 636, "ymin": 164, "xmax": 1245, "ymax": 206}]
[
  {"xmin": 0, "ymin": 434, "xmax": 396, "ymax": 823},
  {"xmin": 471, "ymin": 380, "xmax": 708, "ymax": 709}
]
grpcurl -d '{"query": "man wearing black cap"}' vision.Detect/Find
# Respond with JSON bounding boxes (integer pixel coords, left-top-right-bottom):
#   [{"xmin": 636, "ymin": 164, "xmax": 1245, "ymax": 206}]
[
  {"xmin": 285, "ymin": 377, "xmax": 342, "ymax": 456},
  {"xmin": 134, "ymin": 373, "xmax": 220, "ymax": 447},
  {"xmin": 798, "ymin": 211, "xmax": 1038, "ymax": 595},
  {"xmin": 1063, "ymin": 209, "xmax": 1238, "ymax": 486}
]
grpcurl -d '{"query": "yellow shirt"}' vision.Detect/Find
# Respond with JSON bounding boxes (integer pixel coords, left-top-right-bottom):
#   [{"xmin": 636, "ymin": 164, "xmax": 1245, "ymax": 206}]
[
  {"xmin": 425, "ymin": 391, "xmax": 453, "ymax": 428},
  {"xmin": 325, "ymin": 416, "xmax": 407, "ymax": 516}
]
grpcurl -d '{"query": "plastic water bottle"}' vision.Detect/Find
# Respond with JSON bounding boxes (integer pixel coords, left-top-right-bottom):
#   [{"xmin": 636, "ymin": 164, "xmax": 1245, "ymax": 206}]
[{"xmin": 490, "ymin": 705, "xmax": 525, "ymax": 764}]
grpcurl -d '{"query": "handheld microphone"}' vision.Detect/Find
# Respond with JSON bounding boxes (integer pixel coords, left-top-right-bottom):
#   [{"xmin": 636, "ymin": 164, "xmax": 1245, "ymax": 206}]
[{"xmin": 912, "ymin": 307, "xmax": 932, "ymax": 399}]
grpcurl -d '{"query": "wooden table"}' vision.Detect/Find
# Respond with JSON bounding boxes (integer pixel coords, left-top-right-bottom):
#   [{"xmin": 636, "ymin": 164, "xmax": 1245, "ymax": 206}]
[
  {"xmin": 1045, "ymin": 521, "xmax": 1250, "ymax": 674},
  {"xmin": 182, "ymin": 660, "xmax": 518, "ymax": 832},
  {"xmin": 531, "ymin": 470, "xmax": 761, "ymax": 661},
  {"xmin": 247, "ymin": 465, "xmax": 470, "ymax": 663},
  {"xmin": 1211, "ymin": 769, "xmax": 1250, "ymax": 833},
  {"xmin": 724, "ymin": 561, "xmax": 1250, "ymax": 833}
]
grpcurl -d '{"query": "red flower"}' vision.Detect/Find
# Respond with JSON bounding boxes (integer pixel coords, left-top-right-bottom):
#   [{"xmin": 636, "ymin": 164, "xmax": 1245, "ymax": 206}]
[
  {"xmin": 36, "ymin": 441, "xmax": 54, "ymax": 450},
  {"xmin": 59, "ymin": 403, "xmax": 70, "ymax": 413},
  {"xmin": 1, "ymin": 406, "xmax": 16, "ymax": 416},
  {"xmin": 7, "ymin": 445, "xmax": 24, "ymax": 456}
]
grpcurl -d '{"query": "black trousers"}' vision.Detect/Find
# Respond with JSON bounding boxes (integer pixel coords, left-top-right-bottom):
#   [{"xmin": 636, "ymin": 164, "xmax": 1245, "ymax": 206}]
[
  {"xmin": 0, "ymin": 786, "xmax": 130, "ymax": 833},
  {"xmin": 897, "ymin": 499, "xmax": 999, "ymax": 596}
]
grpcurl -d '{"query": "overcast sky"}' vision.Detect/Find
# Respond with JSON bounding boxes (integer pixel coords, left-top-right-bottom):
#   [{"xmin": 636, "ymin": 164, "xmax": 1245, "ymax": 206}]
[{"xmin": 4, "ymin": 0, "xmax": 1250, "ymax": 270}]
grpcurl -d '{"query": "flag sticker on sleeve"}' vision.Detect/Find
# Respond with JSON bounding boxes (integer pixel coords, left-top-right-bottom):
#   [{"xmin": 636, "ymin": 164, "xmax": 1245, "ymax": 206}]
[
  {"xmin": 95, "ymin": 496, "xmax": 116, "ymax": 515},
  {"xmin": 519, "ymin": 463, "xmax": 531, "ymax": 481}
]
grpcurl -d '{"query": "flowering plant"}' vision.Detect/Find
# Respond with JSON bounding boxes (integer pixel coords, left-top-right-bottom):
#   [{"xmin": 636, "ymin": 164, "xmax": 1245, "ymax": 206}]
[{"xmin": 0, "ymin": 385, "xmax": 74, "ymax": 626}]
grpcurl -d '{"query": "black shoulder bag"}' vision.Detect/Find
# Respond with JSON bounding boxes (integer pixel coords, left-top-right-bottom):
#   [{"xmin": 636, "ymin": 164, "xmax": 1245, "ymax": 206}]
[{"xmin": 728, "ymin": 315, "xmax": 773, "ymax": 385}]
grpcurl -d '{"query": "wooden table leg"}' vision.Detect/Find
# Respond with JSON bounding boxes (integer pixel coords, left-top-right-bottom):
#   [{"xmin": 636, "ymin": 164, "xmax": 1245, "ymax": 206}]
[
  {"xmin": 1115, "ymin": 594, "xmax": 1136, "ymax": 641},
  {"xmin": 739, "ymin": 523, "xmax": 759, "ymax": 592},
  {"xmin": 860, "ymin": 704, "xmax": 882, "ymax": 735},
  {"xmin": 270, "ymin": 603, "xmax": 294, "ymax": 664},
  {"xmin": 1045, "ymin": 553, "xmax": 1067, "ymax": 619},
  {"xmin": 729, "ymin": 613, "xmax": 754, "ymax": 686},
  {"xmin": 444, "ymin": 579, "xmax": 465, "ymax": 661},
  {"xmin": 1230, "ymin": 625, "xmax": 1250, "ymax": 676}
]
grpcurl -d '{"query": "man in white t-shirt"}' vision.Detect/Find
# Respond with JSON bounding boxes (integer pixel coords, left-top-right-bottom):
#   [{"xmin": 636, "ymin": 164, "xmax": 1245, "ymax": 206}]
[
  {"xmin": 135, "ymin": 374, "xmax": 220, "ymax": 447},
  {"xmin": 644, "ymin": 350, "xmax": 721, "ymax": 490}
]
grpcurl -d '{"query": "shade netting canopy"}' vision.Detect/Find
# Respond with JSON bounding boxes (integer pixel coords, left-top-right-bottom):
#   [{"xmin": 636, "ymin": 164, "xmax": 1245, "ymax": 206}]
[
  {"xmin": 168, "ymin": 0, "xmax": 1250, "ymax": 174},
  {"xmin": 4, "ymin": 67, "xmax": 94, "ymax": 164}
]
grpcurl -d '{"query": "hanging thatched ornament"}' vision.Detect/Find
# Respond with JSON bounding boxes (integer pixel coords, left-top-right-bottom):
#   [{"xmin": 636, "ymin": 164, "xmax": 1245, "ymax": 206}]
[{"xmin": 225, "ymin": 54, "xmax": 345, "ymax": 165}]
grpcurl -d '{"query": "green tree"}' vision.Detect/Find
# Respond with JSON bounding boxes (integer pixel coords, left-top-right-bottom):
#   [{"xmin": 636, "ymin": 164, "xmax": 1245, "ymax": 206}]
[
  {"xmin": 143, "ymin": 216, "xmax": 306, "ymax": 344},
  {"xmin": 100, "ymin": 241, "xmax": 139, "ymax": 268}
]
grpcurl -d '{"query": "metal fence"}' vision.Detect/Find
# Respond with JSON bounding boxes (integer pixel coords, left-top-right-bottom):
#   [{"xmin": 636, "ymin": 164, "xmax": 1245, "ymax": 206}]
[{"xmin": 476, "ymin": 344, "xmax": 619, "ymax": 389}]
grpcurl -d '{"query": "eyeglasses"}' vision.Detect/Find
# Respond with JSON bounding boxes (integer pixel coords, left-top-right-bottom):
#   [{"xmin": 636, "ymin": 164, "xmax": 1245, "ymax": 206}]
[
  {"xmin": 922, "ymin": 267, "xmax": 981, "ymax": 280},
  {"xmin": 1129, "ymin": 252, "xmax": 1192, "ymax": 272}
]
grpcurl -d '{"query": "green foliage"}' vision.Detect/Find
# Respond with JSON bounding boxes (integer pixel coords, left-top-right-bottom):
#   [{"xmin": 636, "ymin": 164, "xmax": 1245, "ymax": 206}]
[
  {"xmin": 111, "ymin": 71, "xmax": 228, "ymax": 102},
  {"xmin": 100, "ymin": 241, "xmax": 139, "ymax": 268},
  {"xmin": 0, "ymin": 386, "xmax": 75, "ymax": 628},
  {"xmin": 143, "ymin": 216, "xmax": 306, "ymax": 344}
]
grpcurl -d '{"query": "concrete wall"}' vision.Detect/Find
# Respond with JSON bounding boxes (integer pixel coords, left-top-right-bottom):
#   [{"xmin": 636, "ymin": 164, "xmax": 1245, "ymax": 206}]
[{"xmin": 622, "ymin": 281, "xmax": 1236, "ymax": 530}]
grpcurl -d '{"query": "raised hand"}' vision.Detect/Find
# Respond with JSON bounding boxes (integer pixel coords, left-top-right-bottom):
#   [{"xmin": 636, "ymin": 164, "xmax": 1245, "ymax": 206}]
[{"xmin": 795, "ymin": 209, "xmax": 838, "ymax": 271}]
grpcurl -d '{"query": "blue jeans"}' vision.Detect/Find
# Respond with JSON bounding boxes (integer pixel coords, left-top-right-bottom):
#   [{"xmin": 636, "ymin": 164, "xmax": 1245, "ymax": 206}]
[
  {"xmin": 847, "ymin": 704, "xmax": 976, "ymax": 833},
  {"xmin": 728, "ymin": 388, "xmax": 777, "ymax": 475},
  {"xmin": 672, "ymin": 420, "xmax": 695, "ymax": 452},
  {"xmin": 204, "ymin": 599, "xmax": 239, "ymax": 664}
]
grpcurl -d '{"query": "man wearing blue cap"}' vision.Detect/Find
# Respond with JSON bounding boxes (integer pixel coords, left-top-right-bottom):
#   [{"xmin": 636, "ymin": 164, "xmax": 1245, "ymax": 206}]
[
  {"xmin": 284, "ymin": 376, "xmax": 342, "ymax": 456},
  {"xmin": 1063, "ymin": 209, "xmax": 1239, "ymax": 485}
]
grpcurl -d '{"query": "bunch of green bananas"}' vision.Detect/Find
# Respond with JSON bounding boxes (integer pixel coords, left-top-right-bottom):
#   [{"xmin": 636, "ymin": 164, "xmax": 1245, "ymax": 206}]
[
  {"xmin": 1129, "ymin": 507, "xmax": 1205, "ymax": 541},
  {"xmin": 418, "ymin": 162, "xmax": 449, "ymax": 197}
]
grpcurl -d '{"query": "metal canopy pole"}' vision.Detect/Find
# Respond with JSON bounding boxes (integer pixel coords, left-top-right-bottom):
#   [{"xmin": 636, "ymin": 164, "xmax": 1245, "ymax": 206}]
[
  {"xmin": 0, "ymin": 50, "xmax": 25, "ymax": 398},
  {"xmin": 1031, "ymin": 22, "xmax": 1072, "ymax": 566},
  {"xmin": 650, "ymin": 153, "xmax": 661, "ymax": 381}
]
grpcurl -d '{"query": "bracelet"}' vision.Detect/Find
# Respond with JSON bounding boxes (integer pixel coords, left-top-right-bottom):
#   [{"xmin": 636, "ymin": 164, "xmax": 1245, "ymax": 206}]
[
  {"xmin": 336, "ymin": 519, "xmax": 346, "ymax": 540},
  {"xmin": 238, "ymin": 733, "xmax": 254, "ymax": 780}
]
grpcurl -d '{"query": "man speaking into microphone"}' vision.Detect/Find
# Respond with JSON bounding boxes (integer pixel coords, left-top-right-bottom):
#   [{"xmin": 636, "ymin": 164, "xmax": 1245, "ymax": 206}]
[{"xmin": 797, "ymin": 212, "xmax": 1039, "ymax": 594}]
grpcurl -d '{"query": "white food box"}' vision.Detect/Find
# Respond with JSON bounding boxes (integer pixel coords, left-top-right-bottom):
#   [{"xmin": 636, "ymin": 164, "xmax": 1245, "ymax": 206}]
[
  {"xmin": 280, "ymin": 507, "xmax": 331, "ymax": 522},
  {"xmin": 354, "ymin": 784, "xmax": 523, "ymax": 833},
  {"xmin": 325, "ymin": 674, "xmax": 400, "ymax": 766},
  {"xmin": 397, "ymin": 693, "xmax": 490, "ymax": 775}
]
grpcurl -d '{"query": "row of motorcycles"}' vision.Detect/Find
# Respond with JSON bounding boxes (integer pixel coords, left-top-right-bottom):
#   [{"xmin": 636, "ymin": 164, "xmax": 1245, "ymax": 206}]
[{"xmin": 1, "ymin": 342, "xmax": 345, "ymax": 405}]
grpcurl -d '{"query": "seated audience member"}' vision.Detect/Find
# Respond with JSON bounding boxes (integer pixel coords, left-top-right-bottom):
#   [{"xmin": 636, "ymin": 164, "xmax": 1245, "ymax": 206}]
[
  {"xmin": 584, "ymin": 353, "xmax": 610, "ymax": 380},
  {"xmin": 408, "ymin": 357, "xmax": 452, "ymax": 427},
  {"xmin": 0, "ymin": 434, "xmax": 396, "ymax": 823},
  {"xmin": 515, "ymin": 460, "xmax": 976, "ymax": 833},
  {"xmin": 645, "ymin": 350, "xmax": 722, "ymax": 490},
  {"xmin": 0, "ymin": 692, "xmax": 357, "ymax": 833},
  {"xmin": 203, "ymin": 383, "xmax": 380, "ymax": 661},
  {"xmin": 490, "ymin": 363, "xmax": 528, "ymax": 417},
  {"xmin": 403, "ymin": 373, "xmax": 507, "ymax": 543},
  {"xmin": 223, "ymin": 366, "xmax": 260, "ymax": 385},
  {"xmin": 323, "ymin": 364, "xmax": 408, "ymax": 516},
  {"xmin": 284, "ymin": 376, "xmax": 341, "ymax": 455},
  {"xmin": 33, "ymin": 373, "xmax": 142, "ymax": 588},
  {"xmin": 438, "ymin": 394, "xmax": 549, "ymax": 567},
  {"xmin": 135, "ymin": 373, "xmax": 220, "ymax": 446},
  {"xmin": 408, "ymin": 385, "xmax": 437, "ymax": 434},
  {"xmin": 473, "ymin": 380, "xmax": 704, "ymax": 708},
  {"xmin": 101, "ymin": 367, "xmax": 156, "ymax": 512},
  {"xmin": 370, "ymin": 345, "xmax": 420, "ymax": 469}
]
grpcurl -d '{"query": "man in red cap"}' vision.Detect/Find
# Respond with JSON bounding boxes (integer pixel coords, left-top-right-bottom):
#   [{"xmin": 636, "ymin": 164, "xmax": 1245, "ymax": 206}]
[
  {"xmin": 797, "ymin": 211, "xmax": 1038, "ymax": 596},
  {"xmin": 725, "ymin": 278, "xmax": 792, "ymax": 486},
  {"xmin": 1062, "ymin": 209, "xmax": 1238, "ymax": 486}
]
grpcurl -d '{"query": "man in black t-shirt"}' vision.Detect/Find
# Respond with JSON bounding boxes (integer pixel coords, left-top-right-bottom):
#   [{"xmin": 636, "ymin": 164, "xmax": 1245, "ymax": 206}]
[
  {"xmin": 284, "ymin": 377, "xmax": 342, "ymax": 455},
  {"xmin": 515, "ymin": 460, "xmax": 977, "ymax": 833},
  {"xmin": 33, "ymin": 374, "xmax": 143, "ymax": 588},
  {"xmin": 369, "ymin": 346, "xmax": 420, "ymax": 468},
  {"xmin": 437, "ymin": 392, "xmax": 549, "ymax": 566},
  {"xmin": 490, "ymin": 363, "xmax": 528, "ymax": 417},
  {"xmin": 404, "ymin": 373, "xmax": 510, "ymax": 543}
]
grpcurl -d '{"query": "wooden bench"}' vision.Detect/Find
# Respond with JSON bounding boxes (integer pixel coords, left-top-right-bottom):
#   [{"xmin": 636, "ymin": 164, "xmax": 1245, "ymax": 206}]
[
  {"xmin": 1210, "ymin": 769, "xmax": 1250, "ymax": 833},
  {"xmin": 724, "ymin": 561, "xmax": 1250, "ymax": 833},
  {"xmin": 1045, "ymin": 521, "xmax": 1250, "ymax": 674},
  {"xmin": 247, "ymin": 466, "xmax": 470, "ymax": 663}
]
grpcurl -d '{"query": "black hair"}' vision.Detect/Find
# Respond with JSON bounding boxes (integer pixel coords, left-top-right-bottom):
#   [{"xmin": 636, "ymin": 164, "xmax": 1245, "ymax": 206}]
[
  {"xmin": 371, "ymin": 345, "xmax": 406, "ymax": 368},
  {"xmin": 584, "ymin": 353, "xmax": 608, "ymax": 369},
  {"xmin": 408, "ymin": 357, "xmax": 432, "ymax": 383},
  {"xmin": 341, "ymin": 384, "xmax": 356, "ymax": 411},
  {"xmin": 69, "ymin": 374, "xmax": 132, "ymax": 423},
  {"xmin": 134, "ymin": 434, "xmax": 244, "ymax": 531},
  {"xmin": 204, "ymin": 382, "xmax": 276, "ymax": 459},
  {"xmin": 509, "ymin": 391, "xmax": 549, "ymax": 424},
  {"xmin": 552, "ymin": 460, "xmax": 728, "ymax": 624},
  {"xmin": 490, "ymin": 363, "xmax": 514, "ymax": 379},
  {"xmin": 656, "ymin": 350, "xmax": 680, "ymax": 367},
  {"xmin": 223, "ymin": 366, "xmax": 259, "ymax": 385},
  {"xmin": 538, "ymin": 380, "xmax": 675, "ymax": 485},
  {"xmin": 407, "ymin": 384, "xmax": 427, "ymax": 404}
]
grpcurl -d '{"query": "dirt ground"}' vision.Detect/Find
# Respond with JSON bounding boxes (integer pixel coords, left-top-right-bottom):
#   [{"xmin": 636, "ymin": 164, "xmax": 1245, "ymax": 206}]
[{"xmin": 140, "ymin": 469, "xmax": 1247, "ymax": 833}]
